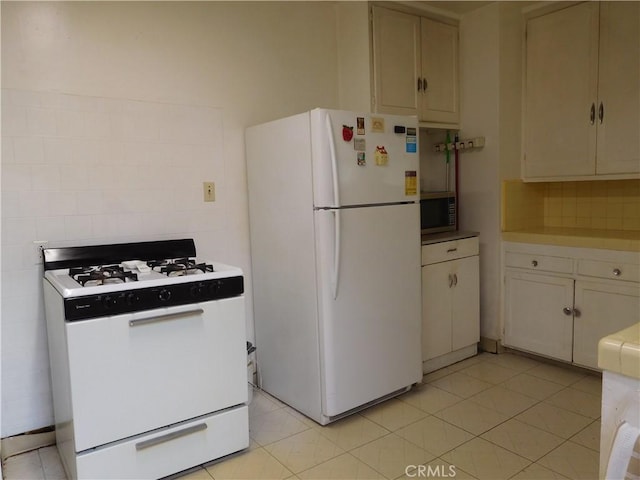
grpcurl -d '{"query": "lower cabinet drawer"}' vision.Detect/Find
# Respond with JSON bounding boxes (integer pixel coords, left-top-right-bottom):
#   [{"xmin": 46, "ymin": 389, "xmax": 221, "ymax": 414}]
[
  {"xmin": 505, "ymin": 252, "xmax": 573, "ymax": 274},
  {"xmin": 76, "ymin": 406, "xmax": 249, "ymax": 480},
  {"xmin": 577, "ymin": 259, "xmax": 640, "ymax": 283},
  {"xmin": 422, "ymin": 237, "xmax": 479, "ymax": 265}
]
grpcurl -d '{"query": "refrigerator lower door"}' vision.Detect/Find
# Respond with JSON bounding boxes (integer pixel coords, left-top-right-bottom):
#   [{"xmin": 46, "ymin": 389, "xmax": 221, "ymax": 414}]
[{"xmin": 314, "ymin": 203, "xmax": 422, "ymax": 418}]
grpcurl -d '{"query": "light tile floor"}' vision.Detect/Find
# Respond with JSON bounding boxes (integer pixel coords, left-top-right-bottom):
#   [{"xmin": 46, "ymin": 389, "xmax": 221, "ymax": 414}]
[{"xmin": 2, "ymin": 352, "xmax": 602, "ymax": 480}]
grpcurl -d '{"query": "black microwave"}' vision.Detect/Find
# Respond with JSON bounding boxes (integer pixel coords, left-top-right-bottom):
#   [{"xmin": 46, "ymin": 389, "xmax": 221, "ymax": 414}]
[{"xmin": 420, "ymin": 192, "xmax": 456, "ymax": 234}]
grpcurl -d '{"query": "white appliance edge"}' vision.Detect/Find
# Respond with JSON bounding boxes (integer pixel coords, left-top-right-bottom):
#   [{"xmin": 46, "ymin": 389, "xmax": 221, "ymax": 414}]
[
  {"xmin": 43, "ymin": 272, "xmax": 249, "ymax": 478},
  {"xmin": 246, "ymin": 108, "xmax": 421, "ymax": 424}
]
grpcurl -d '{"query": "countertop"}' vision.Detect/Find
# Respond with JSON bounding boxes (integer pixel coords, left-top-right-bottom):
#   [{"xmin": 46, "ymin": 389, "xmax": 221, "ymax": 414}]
[
  {"xmin": 502, "ymin": 227, "xmax": 640, "ymax": 252},
  {"xmin": 422, "ymin": 230, "xmax": 479, "ymax": 245},
  {"xmin": 598, "ymin": 323, "xmax": 640, "ymax": 379}
]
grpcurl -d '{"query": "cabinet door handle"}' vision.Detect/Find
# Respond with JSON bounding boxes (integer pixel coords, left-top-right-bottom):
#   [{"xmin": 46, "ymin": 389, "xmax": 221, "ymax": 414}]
[
  {"xmin": 613, "ymin": 268, "xmax": 622, "ymax": 277},
  {"xmin": 598, "ymin": 102, "xmax": 604, "ymax": 124},
  {"xmin": 422, "ymin": 78, "xmax": 428, "ymax": 91},
  {"xmin": 417, "ymin": 77, "xmax": 422, "ymax": 92},
  {"xmin": 590, "ymin": 103, "xmax": 596, "ymax": 125},
  {"xmin": 448, "ymin": 274, "xmax": 453, "ymax": 288},
  {"xmin": 453, "ymin": 273, "xmax": 458, "ymax": 286},
  {"xmin": 573, "ymin": 308, "xmax": 581, "ymax": 318},
  {"xmin": 563, "ymin": 307, "xmax": 573, "ymax": 316}
]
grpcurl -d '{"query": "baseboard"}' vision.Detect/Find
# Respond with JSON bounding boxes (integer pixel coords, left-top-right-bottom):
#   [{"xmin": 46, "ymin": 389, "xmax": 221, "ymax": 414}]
[
  {"xmin": 479, "ymin": 336, "xmax": 504, "ymax": 354},
  {"xmin": 422, "ymin": 344, "xmax": 478, "ymax": 374},
  {"xmin": 1, "ymin": 430, "xmax": 56, "ymax": 461}
]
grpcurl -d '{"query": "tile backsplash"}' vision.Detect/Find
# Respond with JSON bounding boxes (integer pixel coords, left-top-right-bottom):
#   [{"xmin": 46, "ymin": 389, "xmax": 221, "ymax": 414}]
[
  {"xmin": 502, "ymin": 179, "xmax": 640, "ymax": 232},
  {"xmin": 2, "ymin": 89, "xmax": 226, "ymax": 253}
]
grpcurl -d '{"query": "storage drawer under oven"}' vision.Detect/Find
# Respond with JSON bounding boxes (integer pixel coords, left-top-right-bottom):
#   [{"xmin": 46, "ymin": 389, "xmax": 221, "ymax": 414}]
[
  {"xmin": 66, "ymin": 297, "xmax": 247, "ymax": 452},
  {"xmin": 76, "ymin": 405, "xmax": 249, "ymax": 479}
]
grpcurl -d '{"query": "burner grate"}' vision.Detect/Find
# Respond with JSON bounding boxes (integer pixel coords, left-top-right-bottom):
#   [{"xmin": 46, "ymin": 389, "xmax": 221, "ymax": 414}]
[
  {"xmin": 72, "ymin": 265, "xmax": 138, "ymax": 287},
  {"xmin": 148, "ymin": 258, "xmax": 214, "ymax": 276}
]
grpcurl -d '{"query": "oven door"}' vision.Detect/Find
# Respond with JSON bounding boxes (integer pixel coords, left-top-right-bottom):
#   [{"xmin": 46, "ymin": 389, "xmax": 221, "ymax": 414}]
[{"xmin": 66, "ymin": 297, "xmax": 246, "ymax": 452}]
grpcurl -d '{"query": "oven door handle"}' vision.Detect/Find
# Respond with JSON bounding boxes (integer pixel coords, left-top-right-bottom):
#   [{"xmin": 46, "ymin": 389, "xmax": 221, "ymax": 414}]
[
  {"xmin": 135, "ymin": 422, "xmax": 207, "ymax": 450},
  {"xmin": 129, "ymin": 308, "xmax": 204, "ymax": 327}
]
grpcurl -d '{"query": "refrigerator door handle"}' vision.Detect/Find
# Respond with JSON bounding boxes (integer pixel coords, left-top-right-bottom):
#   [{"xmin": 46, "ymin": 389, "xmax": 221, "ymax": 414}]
[
  {"xmin": 325, "ymin": 113, "xmax": 340, "ymax": 208},
  {"xmin": 332, "ymin": 209, "xmax": 341, "ymax": 299}
]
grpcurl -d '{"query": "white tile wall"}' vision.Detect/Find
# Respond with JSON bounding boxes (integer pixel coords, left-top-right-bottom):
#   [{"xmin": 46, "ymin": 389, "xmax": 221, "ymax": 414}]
[{"xmin": 1, "ymin": 88, "xmax": 229, "ymax": 436}]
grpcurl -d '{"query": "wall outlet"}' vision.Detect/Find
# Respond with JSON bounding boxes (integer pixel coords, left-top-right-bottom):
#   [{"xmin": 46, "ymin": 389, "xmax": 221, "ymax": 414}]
[
  {"xmin": 203, "ymin": 182, "xmax": 215, "ymax": 202},
  {"xmin": 33, "ymin": 240, "xmax": 49, "ymax": 265}
]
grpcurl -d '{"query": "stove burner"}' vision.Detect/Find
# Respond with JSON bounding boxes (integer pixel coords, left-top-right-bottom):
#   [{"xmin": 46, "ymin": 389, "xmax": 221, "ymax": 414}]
[
  {"xmin": 148, "ymin": 258, "xmax": 214, "ymax": 277},
  {"xmin": 72, "ymin": 265, "xmax": 138, "ymax": 287}
]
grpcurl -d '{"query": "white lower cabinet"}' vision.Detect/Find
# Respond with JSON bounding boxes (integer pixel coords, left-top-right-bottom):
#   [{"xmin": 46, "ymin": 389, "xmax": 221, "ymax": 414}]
[
  {"xmin": 422, "ymin": 236, "xmax": 479, "ymax": 372},
  {"xmin": 503, "ymin": 242, "xmax": 640, "ymax": 370},
  {"xmin": 573, "ymin": 280, "xmax": 640, "ymax": 368},
  {"xmin": 504, "ymin": 271, "xmax": 574, "ymax": 362}
]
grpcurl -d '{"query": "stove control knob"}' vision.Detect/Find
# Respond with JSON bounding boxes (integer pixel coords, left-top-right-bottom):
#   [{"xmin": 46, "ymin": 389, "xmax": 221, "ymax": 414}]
[
  {"xmin": 190, "ymin": 283, "xmax": 205, "ymax": 298},
  {"xmin": 208, "ymin": 280, "xmax": 223, "ymax": 295},
  {"xmin": 102, "ymin": 295, "xmax": 118, "ymax": 308},
  {"xmin": 158, "ymin": 289, "xmax": 172, "ymax": 302},
  {"xmin": 125, "ymin": 292, "xmax": 140, "ymax": 306}
]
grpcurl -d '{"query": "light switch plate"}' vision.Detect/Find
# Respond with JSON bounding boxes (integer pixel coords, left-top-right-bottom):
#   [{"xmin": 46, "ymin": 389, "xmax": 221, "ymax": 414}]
[{"xmin": 203, "ymin": 182, "xmax": 215, "ymax": 202}]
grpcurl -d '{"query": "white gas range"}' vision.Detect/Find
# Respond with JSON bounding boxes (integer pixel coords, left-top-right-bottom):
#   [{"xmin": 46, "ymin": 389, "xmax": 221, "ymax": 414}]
[{"xmin": 43, "ymin": 239, "xmax": 249, "ymax": 479}]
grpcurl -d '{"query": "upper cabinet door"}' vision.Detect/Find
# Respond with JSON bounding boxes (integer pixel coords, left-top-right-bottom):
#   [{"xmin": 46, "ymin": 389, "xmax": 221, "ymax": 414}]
[
  {"xmin": 420, "ymin": 17, "xmax": 459, "ymax": 124},
  {"xmin": 523, "ymin": 2, "xmax": 600, "ymax": 179},
  {"xmin": 523, "ymin": 2, "xmax": 640, "ymax": 181},
  {"xmin": 371, "ymin": 6, "xmax": 459, "ymax": 126},
  {"xmin": 372, "ymin": 6, "xmax": 421, "ymax": 116},
  {"xmin": 595, "ymin": 2, "xmax": 640, "ymax": 175}
]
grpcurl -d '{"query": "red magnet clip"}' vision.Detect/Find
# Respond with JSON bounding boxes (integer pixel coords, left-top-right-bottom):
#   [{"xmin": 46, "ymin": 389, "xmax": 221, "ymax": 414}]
[{"xmin": 342, "ymin": 125, "xmax": 354, "ymax": 142}]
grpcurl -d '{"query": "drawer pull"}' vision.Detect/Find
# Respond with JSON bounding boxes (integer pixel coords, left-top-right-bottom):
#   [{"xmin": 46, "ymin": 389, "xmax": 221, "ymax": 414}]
[
  {"xmin": 447, "ymin": 248, "xmax": 457, "ymax": 253},
  {"xmin": 135, "ymin": 423, "xmax": 207, "ymax": 451},
  {"xmin": 531, "ymin": 260, "xmax": 538, "ymax": 267},
  {"xmin": 573, "ymin": 308, "xmax": 581, "ymax": 318},
  {"xmin": 613, "ymin": 268, "xmax": 622, "ymax": 277},
  {"xmin": 563, "ymin": 307, "xmax": 572, "ymax": 316}
]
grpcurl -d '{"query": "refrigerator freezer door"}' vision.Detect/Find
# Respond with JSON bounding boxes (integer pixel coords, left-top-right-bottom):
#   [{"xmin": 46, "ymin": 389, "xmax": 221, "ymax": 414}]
[
  {"xmin": 314, "ymin": 203, "xmax": 422, "ymax": 418},
  {"xmin": 310, "ymin": 109, "xmax": 419, "ymax": 208}
]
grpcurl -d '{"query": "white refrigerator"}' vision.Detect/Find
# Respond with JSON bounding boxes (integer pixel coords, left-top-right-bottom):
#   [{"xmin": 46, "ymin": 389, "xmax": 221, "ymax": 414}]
[{"xmin": 246, "ymin": 108, "xmax": 422, "ymax": 425}]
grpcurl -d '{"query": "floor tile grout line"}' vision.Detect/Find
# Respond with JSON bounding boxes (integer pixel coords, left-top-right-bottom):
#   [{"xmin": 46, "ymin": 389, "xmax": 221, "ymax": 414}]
[
  {"xmin": 35, "ymin": 449, "xmax": 49, "ymax": 480},
  {"xmin": 568, "ymin": 418, "xmax": 601, "ymax": 453},
  {"xmin": 532, "ymin": 437, "xmax": 589, "ymax": 479},
  {"xmin": 258, "ymin": 444, "xmax": 296, "ymax": 479}
]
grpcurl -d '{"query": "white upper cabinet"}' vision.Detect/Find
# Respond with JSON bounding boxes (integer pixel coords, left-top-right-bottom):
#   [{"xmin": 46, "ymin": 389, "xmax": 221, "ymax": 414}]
[
  {"xmin": 419, "ymin": 17, "xmax": 459, "ymax": 124},
  {"xmin": 371, "ymin": 7, "xmax": 421, "ymax": 116},
  {"xmin": 595, "ymin": 2, "xmax": 640, "ymax": 175},
  {"xmin": 372, "ymin": 6, "xmax": 459, "ymax": 126},
  {"xmin": 523, "ymin": 2, "xmax": 640, "ymax": 180}
]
